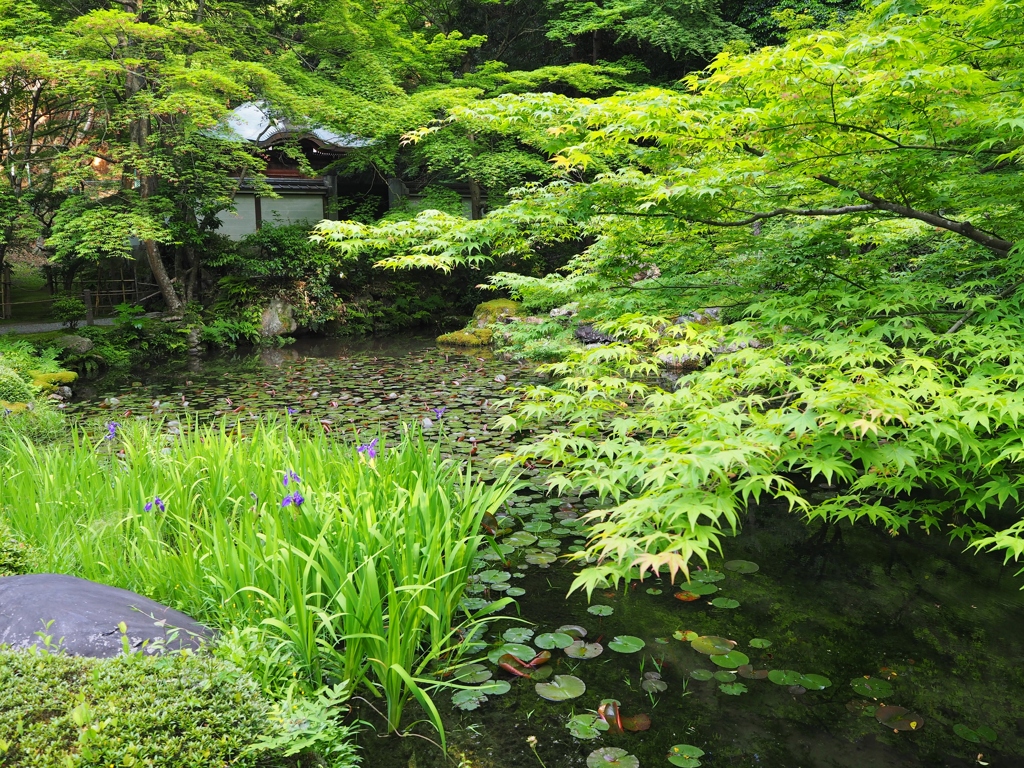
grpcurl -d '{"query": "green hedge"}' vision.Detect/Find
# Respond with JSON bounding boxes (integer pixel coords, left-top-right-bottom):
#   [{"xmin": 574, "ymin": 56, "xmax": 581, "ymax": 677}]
[{"xmin": 0, "ymin": 649, "xmax": 289, "ymax": 768}]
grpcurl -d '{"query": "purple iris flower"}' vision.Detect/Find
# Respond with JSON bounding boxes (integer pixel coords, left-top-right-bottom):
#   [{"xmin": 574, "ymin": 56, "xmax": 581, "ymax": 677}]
[
  {"xmin": 144, "ymin": 497, "xmax": 165, "ymax": 513},
  {"xmin": 357, "ymin": 437, "xmax": 379, "ymax": 460},
  {"xmin": 281, "ymin": 491, "xmax": 305, "ymax": 508},
  {"xmin": 282, "ymin": 470, "xmax": 302, "ymax": 487},
  {"xmin": 287, "ymin": 407, "xmax": 298, "ymax": 415},
  {"xmin": 105, "ymin": 422, "xmax": 120, "ymax": 440},
  {"xmin": 432, "ymin": 407, "xmax": 446, "ymax": 419}
]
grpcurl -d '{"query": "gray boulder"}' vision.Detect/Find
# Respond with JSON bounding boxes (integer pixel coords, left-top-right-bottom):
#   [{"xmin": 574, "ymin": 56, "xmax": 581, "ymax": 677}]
[
  {"xmin": 0, "ymin": 573, "xmax": 213, "ymax": 657},
  {"xmin": 56, "ymin": 334, "xmax": 94, "ymax": 354},
  {"xmin": 575, "ymin": 324, "xmax": 616, "ymax": 344},
  {"xmin": 260, "ymin": 296, "xmax": 298, "ymax": 337}
]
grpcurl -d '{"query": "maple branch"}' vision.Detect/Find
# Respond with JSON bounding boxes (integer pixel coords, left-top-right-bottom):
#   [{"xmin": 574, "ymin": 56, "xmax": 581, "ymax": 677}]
[{"xmin": 814, "ymin": 175, "xmax": 1016, "ymax": 256}]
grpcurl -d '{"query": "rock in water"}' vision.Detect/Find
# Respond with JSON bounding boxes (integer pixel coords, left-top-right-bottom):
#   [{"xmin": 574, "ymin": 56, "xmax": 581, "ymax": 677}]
[{"xmin": 0, "ymin": 574, "xmax": 213, "ymax": 657}]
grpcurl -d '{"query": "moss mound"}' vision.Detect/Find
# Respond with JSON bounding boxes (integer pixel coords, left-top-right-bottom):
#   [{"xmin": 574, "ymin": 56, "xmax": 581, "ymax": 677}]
[
  {"xmin": 472, "ymin": 299, "xmax": 521, "ymax": 328},
  {"xmin": 31, "ymin": 371, "xmax": 78, "ymax": 390},
  {"xmin": 437, "ymin": 300, "xmax": 519, "ymax": 345},
  {"xmin": 0, "ymin": 648, "xmax": 287, "ymax": 768},
  {"xmin": 437, "ymin": 328, "xmax": 494, "ymax": 346}
]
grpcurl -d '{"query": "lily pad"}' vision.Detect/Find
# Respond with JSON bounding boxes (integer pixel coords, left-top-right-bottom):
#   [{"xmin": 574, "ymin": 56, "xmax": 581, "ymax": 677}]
[
  {"xmin": 646, "ymin": 587, "xmax": 663, "ymax": 595},
  {"xmin": 506, "ymin": 587, "xmax": 526, "ymax": 597},
  {"xmin": 719, "ymin": 682, "xmax": 748, "ymax": 695},
  {"xmin": 689, "ymin": 669, "xmax": 714, "ymax": 681},
  {"xmin": 523, "ymin": 521, "xmax": 552, "ymax": 532},
  {"xmin": 607, "ymin": 635, "xmax": 645, "ymax": 653},
  {"xmin": 487, "ymin": 643, "xmax": 535, "ymax": 664},
  {"xmin": 768, "ymin": 670, "xmax": 804, "ymax": 686},
  {"xmin": 536, "ymin": 632, "xmax": 575, "ymax": 649},
  {"xmin": 691, "ymin": 635, "xmax": 737, "ymax": 655},
  {"xmin": 673, "ymin": 630, "xmax": 698, "ymax": 642},
  {"xmin": 749, "ymin": 638, "xmax": 772, "ymax": 649},
  {"xmin": 850, "ymin": 676, "xmax": 894, "ymax": 699},
  {"xmin": 567, "ymin": 713, "xmax": 610, "ymax": 740},
  {"xmin": 556, "ymin": 624, "xmax": 588, "ymax": 638},
  {"xmin": 691, "ymin": 569, "xmax": 725, "ymax": 583},
  {"xmin": 537, "ymin": 538, "xmax": 562, "ymax": 548},
  {"xmin": 502, "ymin": 627, "xmax": 535, "ymax": 644},
  {"xmin": 565, "ymin": 641, "xmax": 604, "ymax": 659},
  {"xmin": 724, "ymin": 559, "xmax": 759, "ymax": 574},
  {"xmin": 875, "ymin": 705, "xmax": 924, "ymax": 732},
  {"xmin": 452, "ymin": 688, "xmax": 488, "ymax": 711},
  {"xmin": 976, "ymin": 725, "xmax": 998, "ymax": 742},
  {"xmin": 479, "ymin": 680, "xmax": 511, "ymax": 695},
  {"xmin": 587, "ymin": 604, "xmax": 614, "ymax": 616},
  {"xmin": 737, "ymin": 665, "xmax": 770, "ymax": 680},
  {"xmin": 674, "ymin": 591, "xmax": 700, "ymax": 602},
  {"xmin": 667, "ymin": 744, "xmax": 705, "ymax": 768},
  {"xmin": 713, "ymin": 671, "xmax": 736, "ymax": 682},
  {"xmin": 686, "ymin": 583, "xmax": 719, "ymax": 596},
  {"xmin": 536, "ymin": 674, "xmax": 586, "ymax": 701},
  {"xmin": 953, "ymin": 724, "xmax": 981, "ymax": 743},
  {"xmin": 798, "ymin": 674, "xmax": 832, "ymax": 690},
  {"xmin": 621, "ymin": 713, "xmax": 651, "ymax": 732},
  {"xmin": 477, "ymin": 569, "xmax": 512, "ymax": 584},
  {"xmin": 504, "ymin": 532, "xmax": 537, "ymax": 547},
  {"xmin": 710, "ymin": 597, "xmax": 740, "ymax": 609},
  {"xmin": 710, "ymin": 650, "xmax": 749, "ymax": 669},
  {"xmin": 453, "ymin": 663, "xmax": 492, "ymax": 683},
  {"xmin": 641, "ymin": 677, "xmax": 668, "ymax": 693},
  {"xmin": 587, "ymin": 748, "xmax": 639, "ymax": 768},
  {"xmin": 525, "ymin": 552, "xmax": 557, "ymax": 566}
]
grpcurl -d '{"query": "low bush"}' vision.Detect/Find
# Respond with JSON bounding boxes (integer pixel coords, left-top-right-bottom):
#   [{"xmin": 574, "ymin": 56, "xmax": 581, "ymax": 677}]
[
  {"xmin": 0, "ymin": 401, "xmax": 66, "ymax": 446},
  {"xmin": 50, "ymin": 295, "xmax": 87, "ymax": 330},
  {"xmin": 0, "ymin": 519, "xmax": 33, "ymax": 576},
  {"xmin": 0, "ymin": 647, "xmax": 345, "ymax": 768},
  {"xmin": 0, "ymin": 366, "xmax": 34, "ymax": 403}
]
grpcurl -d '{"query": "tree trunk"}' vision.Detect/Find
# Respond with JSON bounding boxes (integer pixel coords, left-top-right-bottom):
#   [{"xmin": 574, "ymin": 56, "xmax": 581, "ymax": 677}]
[{"xmin": 469, "ymin": 178, "xmax": 483, "ymax": 220}]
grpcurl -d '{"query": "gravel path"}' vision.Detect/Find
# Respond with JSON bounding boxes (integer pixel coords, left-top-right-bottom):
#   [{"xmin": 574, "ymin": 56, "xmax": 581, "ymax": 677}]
[{"xmin": 0, "ymin": 319, "xmax": 114, "ymax": 334}]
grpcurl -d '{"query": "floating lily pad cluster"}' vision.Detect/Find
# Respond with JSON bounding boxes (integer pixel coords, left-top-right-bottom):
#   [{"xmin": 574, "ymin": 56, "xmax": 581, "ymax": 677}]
[
  {"xmin": 683, "ymin": 633, "xmax": 831, "ymax": 697},
  {"xmin": 846, "ymin": 676, "xmax": 925, "ymax": 733}
]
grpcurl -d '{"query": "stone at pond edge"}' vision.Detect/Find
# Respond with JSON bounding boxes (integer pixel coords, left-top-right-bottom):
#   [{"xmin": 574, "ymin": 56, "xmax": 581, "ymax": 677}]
[
  {"xmin": 260, "ymin": 297, "xmax": 298, "ymax": 337},
  {"xmin": 0, "ymin": 573, "xmax": 213, "ymax": 657},
  {"xmin": 576, "ymin": 324, "xmax": 616, "ymax": 345},
  {"xmin": 55, "ymin": 335, "xmax": 94, "ymax": 354}
]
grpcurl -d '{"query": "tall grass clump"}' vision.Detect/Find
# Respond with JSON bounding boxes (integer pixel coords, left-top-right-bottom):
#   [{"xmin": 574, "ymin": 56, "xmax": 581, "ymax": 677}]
[{"xmin": 0, "ymin": 418, "xmax": 514, "ymax": 740}]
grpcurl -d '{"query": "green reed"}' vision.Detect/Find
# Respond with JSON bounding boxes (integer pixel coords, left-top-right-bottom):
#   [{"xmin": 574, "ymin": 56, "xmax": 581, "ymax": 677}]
[{"xmin": 0, "ymin": 418, "xmax": 514, "ymax": 742}]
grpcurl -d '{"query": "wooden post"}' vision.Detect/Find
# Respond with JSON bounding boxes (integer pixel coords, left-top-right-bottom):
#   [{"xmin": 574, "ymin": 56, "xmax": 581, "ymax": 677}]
[
  {"xmin": 1, "ymin": 262, "xmax": 11, "ymax": 320},
  {"xmin": 83, "ymin": 289, "xmax": 94, "ymax": 326}
]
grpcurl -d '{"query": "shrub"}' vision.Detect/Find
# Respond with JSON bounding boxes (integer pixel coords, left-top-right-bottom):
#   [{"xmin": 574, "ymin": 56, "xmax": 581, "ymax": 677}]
[
  {"xmin": 50, "ymin": 295, "xmax": 87, "ymax": 330},
  {"xmin": 0, "ymin": 648, "xmax": 302, "ymax": 768},
  {"xmin": 0, "ymin": 366, "xmax": 35, "ymax": 403},
  {"xmin": 0, "ymin": 519, "xmax": 33, "ymax": 576},
  {"xmin": 0, "ymin": 401, "xmax": 65, "ymax": 446}
]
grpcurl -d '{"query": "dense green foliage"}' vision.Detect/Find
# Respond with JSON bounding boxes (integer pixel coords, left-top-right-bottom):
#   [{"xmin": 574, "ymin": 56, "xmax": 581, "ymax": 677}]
[
  {"xmin": 317, "ymin": 0, "xmax": 1024, "ymax": 590},
  {"xmin": 0, "ymin": 419, "xmax": 514, "ymax": 741},
  {"xmin": 1, "ymin": 0, "xmax": 855, "ymax": 325},
  {"xmin": 0, "ymin": 647, "xmax": 340, "ymax": 768}
]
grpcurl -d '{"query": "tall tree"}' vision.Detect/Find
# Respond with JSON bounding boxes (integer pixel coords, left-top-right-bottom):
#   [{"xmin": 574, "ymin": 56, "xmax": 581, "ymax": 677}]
[{"xmin": 316, "ymin": 0, "xmax": 1024, "ymax": 586}]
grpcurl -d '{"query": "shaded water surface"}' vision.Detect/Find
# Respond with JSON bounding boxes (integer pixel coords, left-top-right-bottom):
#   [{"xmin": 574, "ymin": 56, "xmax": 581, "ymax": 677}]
[{"xmin": 70, "ymin": 337, "xmax": 1024, "ymax": 768}]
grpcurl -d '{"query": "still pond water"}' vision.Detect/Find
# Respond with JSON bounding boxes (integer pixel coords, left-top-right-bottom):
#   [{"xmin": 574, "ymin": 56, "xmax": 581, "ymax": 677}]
[{"xmin": 68, "ymin": 336, "xmax": 1024, "ymax": 768}]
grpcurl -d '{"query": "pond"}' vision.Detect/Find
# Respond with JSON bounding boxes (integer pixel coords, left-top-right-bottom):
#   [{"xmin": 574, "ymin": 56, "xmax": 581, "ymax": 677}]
[{"xmin": 68, "ymin": 336, "xmax": 1024, "ymax": 768}]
